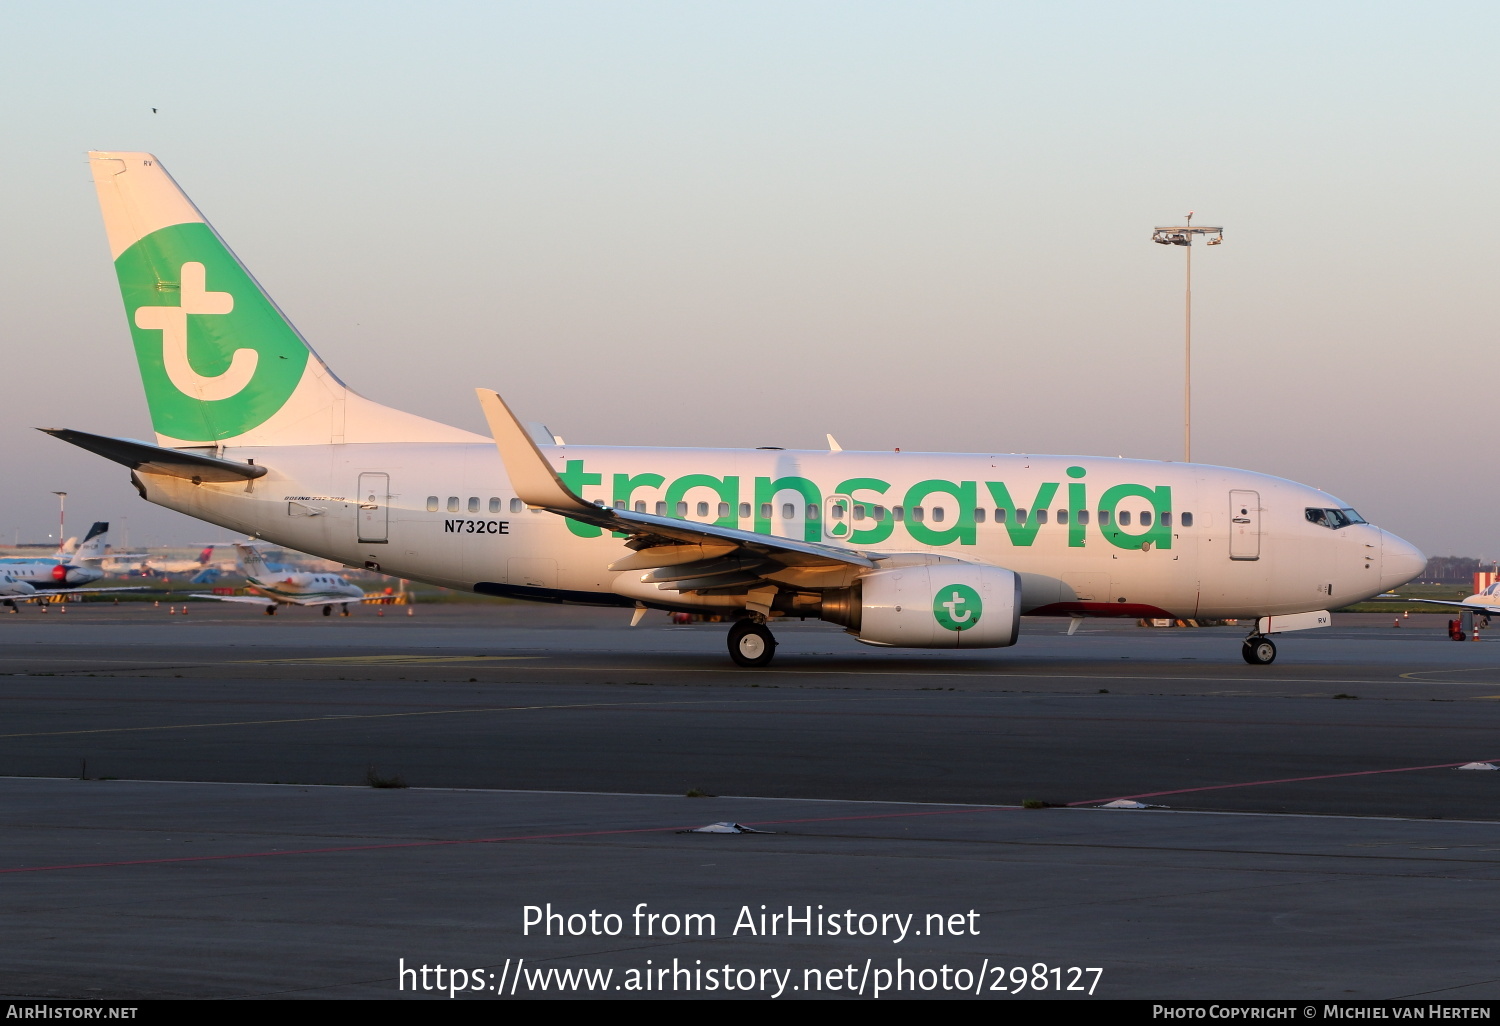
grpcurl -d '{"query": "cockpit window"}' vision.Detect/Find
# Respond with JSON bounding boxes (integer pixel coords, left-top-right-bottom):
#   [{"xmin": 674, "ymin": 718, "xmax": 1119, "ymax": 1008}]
[{"xmin": 1306, "ymin": 507, "xmax": 1367, "ymax": 530}]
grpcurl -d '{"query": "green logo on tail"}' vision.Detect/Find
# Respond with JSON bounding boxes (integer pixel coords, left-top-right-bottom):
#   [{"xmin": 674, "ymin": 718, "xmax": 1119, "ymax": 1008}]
[
  {"xmin": 117, "ymin": 223, "xmax": 307, "ymax": 440},
  {"xmin": 933, "ymin": 583, "xmax": 982, "ymax": 631}
]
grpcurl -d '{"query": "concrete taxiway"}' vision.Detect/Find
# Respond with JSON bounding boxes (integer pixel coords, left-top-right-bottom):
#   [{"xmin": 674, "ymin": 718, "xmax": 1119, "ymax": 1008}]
[{"xmin": 2, "ymin": 604, "xmax": 1498, "ymax": 999}]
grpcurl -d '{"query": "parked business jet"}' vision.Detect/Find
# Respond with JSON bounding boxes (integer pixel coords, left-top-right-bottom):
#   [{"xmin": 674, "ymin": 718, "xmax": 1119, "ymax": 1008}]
[
  {"xmin": 190, "ymin": 543, "xmax": 368, "ymax": 615},
  {"xmin": 1406, "ymin": 584, "xmax": 1500, "ymax": 620},
  {"xmin": 0, "ymin": 522, "xmax": 149, "ymax": 602},
  {"xmin": 45, "ymin": 152, "xmax": 1426, "ymax": 665}
]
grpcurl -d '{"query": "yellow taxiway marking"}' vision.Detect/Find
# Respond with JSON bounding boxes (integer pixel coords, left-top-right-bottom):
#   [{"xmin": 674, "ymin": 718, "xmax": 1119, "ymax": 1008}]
[
  {"xmin": 0, "ymin": 695, "xmax": 683, "ymax": 741},
  {"xmin": 234, "ymin": 655, "xmax": 541, "ymax": 666},
  {"xmin": 1399, "ymin": 668, "xmax": 1500, "ymax": 683},
  {"xmin": 0, "ymin": 692, "xmax": 920, "ymax": 742}
]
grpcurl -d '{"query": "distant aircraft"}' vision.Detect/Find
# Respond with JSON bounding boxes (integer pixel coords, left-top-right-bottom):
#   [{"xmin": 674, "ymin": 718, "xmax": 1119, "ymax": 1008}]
[
  {"xmin": 190, "ymin": 543, "xmax": 368, "ymax": 615},
  {"xmin": 47, "ymin": 151, "xmax": 1428, "ymax": 666},
  {"xmin": 0, "ymin": 522, "xmax": 150, "ymax": 604},
  {"xmin": 149, "ymin": 546, "xmax": 220, "ymax": 576},
  {"xmin": 0, "ymin": 572, "xmax": 36, "ymax": 611},
  {"xmin": 1407, "ymin": 583, "xmax": 1500, "ymax": 621}
]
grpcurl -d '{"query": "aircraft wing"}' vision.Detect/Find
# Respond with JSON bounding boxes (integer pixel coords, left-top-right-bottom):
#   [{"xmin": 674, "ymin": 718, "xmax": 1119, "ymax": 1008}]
[
  {"xmin": 47, "ymin": 586, "xmax": 152, "ymax": 594},
  {"xmin": 274, "ymin": 595, "xmax": 366, "ymax": 606},
  {"xmin": 475, "ymin": 390, "xmax": 879, "ymax": 603},
  {"xmin": 187, "ymin": 593, "xmax": 275, "ymax": 605},
  {"xmin": 1406, "ymin": 599, "xmax": 1500, "ymax": 616}
]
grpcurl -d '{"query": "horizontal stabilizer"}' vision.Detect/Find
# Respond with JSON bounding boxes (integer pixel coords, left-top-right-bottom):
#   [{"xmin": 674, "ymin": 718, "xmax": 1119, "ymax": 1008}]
[{"xmin": 40, "ymin": 428, "xmax": 267, "ymax": 482}]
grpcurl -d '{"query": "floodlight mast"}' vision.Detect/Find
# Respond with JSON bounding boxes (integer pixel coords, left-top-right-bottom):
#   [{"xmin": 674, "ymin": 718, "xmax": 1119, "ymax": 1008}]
[
  {"xmin": 51, "ymin": 491, "xmax": 66, "ymax": 550},
  {"xmin": 1152, "ymin": 213, "xmax": 1223, "ymax": 463}
]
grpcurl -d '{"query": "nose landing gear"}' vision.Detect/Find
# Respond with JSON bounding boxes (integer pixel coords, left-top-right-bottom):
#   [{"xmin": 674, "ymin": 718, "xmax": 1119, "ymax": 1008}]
[
  {"xmin": 1241, "ymin": 635, "xmax": 1277, "ymax": 665},
  {"xmin": 728, "ymin": 619, "xmax": 777, "ymax": 668}
]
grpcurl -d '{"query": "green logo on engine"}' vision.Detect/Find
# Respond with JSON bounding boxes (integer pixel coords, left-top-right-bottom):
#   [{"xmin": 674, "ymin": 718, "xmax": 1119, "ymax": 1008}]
[
  {"xmin": 933, "ymin": 583, "xmax": 982, "ymax": 631},
  {"xmin": 117, "ymin": 222, "xmax": 308, "ymax": 441}
]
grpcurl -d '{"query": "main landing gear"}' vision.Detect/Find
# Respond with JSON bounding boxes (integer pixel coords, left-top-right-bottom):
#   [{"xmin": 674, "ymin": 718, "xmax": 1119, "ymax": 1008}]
[
  {"xmin": 728, "ymin": 619, "xmax": 777, "ymax": 668},
  {"xmin": 1241, "ymin": 635, "xmax": 1277, "ymax": 665},
  {"xmin": 322, "ymin": 605, "xmax": 333, "ymax": 616},
  {"xmin": 264, "ymin": 605, "xmax": 277, "ymax": 616}
]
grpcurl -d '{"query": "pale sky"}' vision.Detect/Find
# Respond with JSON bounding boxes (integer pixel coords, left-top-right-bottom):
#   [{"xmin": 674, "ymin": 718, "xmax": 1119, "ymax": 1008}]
[{"xmin": 0, "ymin": 1, "xmax": 1494, "ymax": 554}]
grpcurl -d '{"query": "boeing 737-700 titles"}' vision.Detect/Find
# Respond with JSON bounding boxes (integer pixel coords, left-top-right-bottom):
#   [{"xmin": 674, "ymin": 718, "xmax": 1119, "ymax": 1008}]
[{"xmin": 45, "ymin": 152, "xmax": 1426, "ymax": 665}]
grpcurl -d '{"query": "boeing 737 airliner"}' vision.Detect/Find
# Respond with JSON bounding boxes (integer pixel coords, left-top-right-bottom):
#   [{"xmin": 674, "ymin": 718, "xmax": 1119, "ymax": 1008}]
[{"xmin": 47, "ymin": 152, "xmax": 1426, "ymax": 666}]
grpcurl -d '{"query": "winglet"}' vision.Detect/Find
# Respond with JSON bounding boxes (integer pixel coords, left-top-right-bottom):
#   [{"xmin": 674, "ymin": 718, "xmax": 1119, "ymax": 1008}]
[{"xmin": 475, "ymin": 389, "xmax": 592, "ymax": 511}]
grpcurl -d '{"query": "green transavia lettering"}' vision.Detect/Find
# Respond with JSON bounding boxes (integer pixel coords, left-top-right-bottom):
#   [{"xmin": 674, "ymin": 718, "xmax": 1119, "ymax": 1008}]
[{"xmin": 546, "ymin": 460, "xmax": 1172, "ymax": 550}]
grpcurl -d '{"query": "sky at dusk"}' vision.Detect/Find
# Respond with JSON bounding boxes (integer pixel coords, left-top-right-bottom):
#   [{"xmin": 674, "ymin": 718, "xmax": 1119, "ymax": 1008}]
[{"xmin": 0, "ymin": 1, "xmax": 1494, "ymax": 554}]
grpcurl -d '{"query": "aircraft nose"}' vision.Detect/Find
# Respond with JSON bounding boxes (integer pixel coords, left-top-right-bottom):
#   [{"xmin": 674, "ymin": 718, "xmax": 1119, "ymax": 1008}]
[{"xmin": 1380, "ymin": 530, "xmax": 1426, "ymax": 591}]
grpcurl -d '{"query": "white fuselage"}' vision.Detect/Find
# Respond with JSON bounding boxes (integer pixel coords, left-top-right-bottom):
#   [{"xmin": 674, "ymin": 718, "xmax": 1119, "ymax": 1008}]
[
  {"xmin": 245, "ymin": 569, "xmax": 365, "ymax": 605},
  {"xmin": 132, "ymin": 442, "xmax": 1424, "ymax": 620},
  {"xmin": 0, "ymin": 558, "xmax": 104, "ymax": 591}
]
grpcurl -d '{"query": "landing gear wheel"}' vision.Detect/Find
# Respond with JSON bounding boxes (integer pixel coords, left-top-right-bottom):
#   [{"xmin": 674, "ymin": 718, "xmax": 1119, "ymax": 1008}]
[
  {"xmin": 322, "ymin": 605, "xmax": 332, "ymax": 616},
  {"xmin": 727, "ymin": 620, "xmax": 777, "ymax": 668},
  {"xmin": 1242, "ymin": 636, "xmax": 1276, "ymax": 665},
  {"xmin": 264, "ymin": 605, "xmax": 277, "ymax": 616}
]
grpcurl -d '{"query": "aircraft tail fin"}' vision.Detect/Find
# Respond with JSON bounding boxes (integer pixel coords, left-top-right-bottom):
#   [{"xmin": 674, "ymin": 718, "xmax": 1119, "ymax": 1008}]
[
  {"xmin": 87, "ymin": 152, "xmax": 484, "ymax": 448},
  {"xmin": 72, "ymin": 523, "xmax": 110, "ymax": 563},
  {"xmin": 233, "ymin": 542, "xmax": 272, "ymax": 580}
]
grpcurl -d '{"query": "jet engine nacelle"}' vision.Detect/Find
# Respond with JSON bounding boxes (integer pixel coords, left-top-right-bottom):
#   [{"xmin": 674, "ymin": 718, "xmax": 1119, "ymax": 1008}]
[{"xmin": 829, "ymin": 563, "xmax": 1021, "ymax": 649}]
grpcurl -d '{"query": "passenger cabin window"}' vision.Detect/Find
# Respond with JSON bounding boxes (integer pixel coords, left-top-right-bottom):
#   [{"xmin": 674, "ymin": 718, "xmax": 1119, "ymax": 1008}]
[
  {"xmin": 912, "ymin": 507, "xmax": 925, "ymax": 522},
  {"xmin": 510, "ymin": 498, "xmax": 524, "ymax": 513},
  {"xmin": 893, "ymin": 506, "xmax": 904, "ymax": 521},
  {"xmin": 655, "ymin": 502, "xmax": 668, "ymax": 516},
  {"xmin": 1035, "ymin": 509, "xmax": 1048, "ymax": 525},
  {"xmin": 1056, "ymin": 509, "xmax": 1068, "ymax": 524},
  {"xmin": 1016, "ymin": 508, "xmax": 1028, "ymax": 524},
  {"xmin": 446, "ymin": 497, "xmax": 459, "ymax": 513},
  {"xmin": 1118, "ymin": 511, "xmax": 1132, "ymax": 526},
  {"xmin": 1161, "ymin": 511, "xmax": 1171, "ymax": 528},
  {"xmin": 739, "ymin": 502, "xmax": 751, "ymax": 518},
  {"xmin": 831, "ymin": 503, "xmax": 846, "ymax": 520},
  {"xmin": 930, "ymin": 507, "xmax": 944, "ymax": 523},
  {"xmin": 1180, "ymin": 512, "xmax": 1193, "ymax": 527},
  {"xmin": 1098, "ymin": 510, "xmax": 1111, "ymax": 526},
  {"xmin": 489, "ymin": 498, "xmax": 501, "ymax": 514},
  {"xmin": 782, "ymin": 503, "xmax": 796, "ymax": 519},
  {"xmin": 426, "ymin": 496, "xmax": 439, "ymax": 512},
  {"xmin": 994, "ymin": 508, "xmax": 1007, "ymax": 523},
  {"xmin": 807, "ymin": 505, "xmax": 819, "ymax": 521},
  {"xmin": 635, "ymin": 501, "xmax": 647, "ymax": 513},
  {"xmin": 1140, "ymin": 511, "xmax": 1152, "ymax": 527},
  {"xmin": 1077, "ymin": 510, "xmax": 1089, "ymax": 525},
  {"xmin": 695, "ymin": 502, "xmax": 709, "ymax": 517},
  {"xmin": 974, "ymin": 508, "xmax": 986, "ymax": 523},
  {"xmin": 874, "ymin": 506, "xmax": 887, "ymax": 521},
  {"xmin": 853, "ymin": 505, "xmax": 867, "ymax": 521},
  {"xmin": 468, "ymin": 497, "xmax": 479, "ymax": 513},
  {"xmin": 676, "ymin": 502, "xmax": 689, "ymax": 517},
  {"xmin": 760, "ymin": 503, "xmax": 773, "ymax": 519}
]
